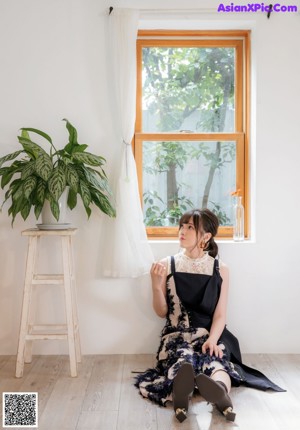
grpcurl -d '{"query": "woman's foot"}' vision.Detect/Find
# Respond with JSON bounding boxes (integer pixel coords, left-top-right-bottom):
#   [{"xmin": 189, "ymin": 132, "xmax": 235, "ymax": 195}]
[
  {"xmin": 195, "ymin": 373, "xmax": 236, "ymax": 422},
  {"xmin": 172, "ymin": 363, "xmax": 195, "ymax": 423}
]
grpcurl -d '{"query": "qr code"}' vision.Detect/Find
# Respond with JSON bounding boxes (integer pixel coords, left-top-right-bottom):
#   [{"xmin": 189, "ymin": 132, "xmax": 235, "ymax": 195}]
[{"xmin": 2, "ymin": 392, "xmax": 38, "ymax": 428}]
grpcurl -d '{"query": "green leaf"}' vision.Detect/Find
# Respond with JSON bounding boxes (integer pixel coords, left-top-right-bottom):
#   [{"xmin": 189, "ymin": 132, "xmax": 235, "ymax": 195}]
[
  {"xmin": 4, "ymin": 188, "xmax": 12, "ymax": 203},
  {"xmin": 9, "ymin": 177, "xmax": 22, "ymax": 188},
  {"xmin": 72, "ymin": 152, "xmax": 106, "ymax": 166},
  {"xmin": 23, "ymin": 176, "xmax": 37, "ymax": 199},
  {"xmin": 21, "ymin": 129, "xmax": 30, "ymax": 140},
  {"xmin": 63, "ymin": 142, "xmax": 73, "ymax": 155},
  {"xmin": 20, "ymin": 127, "xmax": 53, "ymax": 144},
  {"xmin": 82, "ymin": 166, "xmax": 101, "ymax": 188},
  {"xmin": 92, "ymin": 190, "xmax": 116, "ymax": 217},
  {"xmin": 9, "ymin": 205, "xmax": 18, "ymax": 225},
  {"xmin": 79, "ymin": 180, "xmax": 91, "ymax": 207},
  {"xmin": 84, "ymin": 167, "xmax": 113, "ymax": 196},
  {"xmin": 49, "ymin": 197, "xmax": 60, "ymax": 221},
  {"xmin": 84, "ymin": 205, "xmax": 92, "ymax": 218},
  {"xmin": 18, "ymin": 136, "xmax": 46, "ymax": 159},
  {"xmin": 0, "ymin": 150, "xmax": 23, "ymax": 168},
  {"xmin": 64, "ymin": 143, "xmax": 89, "ymax": 155},
  {"xmin": 21, "ymin": 201, "xmax": 31, "ymax": 220},
  {"xmin": 63, "ymin": 118, "xmax": 78, "ymax": 145},
  {"xmin": 94, "ymin": 165, "xmax": 108, "ymax": 180},
  {"xmin": 48, "ymin": 166, "xmax": 66, "ymax": 200},
  {"xmin": 12, "ymin": 183, "xmax": 24, "ymax": 202},
  {"xmin": 67, "ymin": 188, "xmax": 77, "ymax": 210},
  {"xmin": 36, "ymin": 179, "xmax": 46, "ymax": 204},
  {"xmin": 4, "ymin": 179, "xmax": 22, "ymax": 202},
  {"xmin": 0, "ymin": 167, "xmax": 8, "ymax": 175},
  {"xmin": 21, "ymin": 160, "xmax": 36, "ymax": 180},
  {"xmin": 34, "ymin": 203, "xmax": 43, "ymax": 219},
  {"xmin": 0, "ymin": 162, "xmax": 26, "ymax": 188},
  {"xmin": 9, "ymin": 194, "xmax": 26, "ymax": 225},
  {"xmin": 35, "ymin": 153, "xmax": 53, "ymax": 181},
  {"xmin": 66, "ymin": 164, "xmax": 79, "ymax": 192},
  {"xmin": 72, "ymin": 144, "xmax": 88, "ymax": 153},
  {"xmin": 98, "ymin": 177, "xmax": 113, "ymax": 196},
  {"xmin": 1, "ymin": 172, "xmax": 14, "ymax": 188}
]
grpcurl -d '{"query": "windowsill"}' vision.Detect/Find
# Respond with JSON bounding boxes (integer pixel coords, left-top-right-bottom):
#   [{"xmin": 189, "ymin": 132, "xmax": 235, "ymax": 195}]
[
  {"xmin": 148, "ymin": 238, "xmax": 255, "ymax": 244},
  {"xmin": 217, "ymin": 239, "xmax": 255, "ymax": 244}
]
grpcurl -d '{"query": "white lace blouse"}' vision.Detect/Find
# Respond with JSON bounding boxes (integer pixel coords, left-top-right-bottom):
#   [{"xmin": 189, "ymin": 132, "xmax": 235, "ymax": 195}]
[{"xmin": 166, "ymin": 251, "xmax": 216, "ymax": 276}]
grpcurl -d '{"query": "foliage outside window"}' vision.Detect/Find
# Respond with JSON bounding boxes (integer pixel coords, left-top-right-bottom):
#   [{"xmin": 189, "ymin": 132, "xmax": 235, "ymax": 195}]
[{"xmin": 135, "ymin": 30, "xmax": 250, "ymax": 238}]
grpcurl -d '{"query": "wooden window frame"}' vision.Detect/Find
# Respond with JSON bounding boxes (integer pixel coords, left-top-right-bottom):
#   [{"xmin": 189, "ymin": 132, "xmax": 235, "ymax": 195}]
[{"xmin": 134, "ymin": 30, "xmax": 251, "ymax": 240}]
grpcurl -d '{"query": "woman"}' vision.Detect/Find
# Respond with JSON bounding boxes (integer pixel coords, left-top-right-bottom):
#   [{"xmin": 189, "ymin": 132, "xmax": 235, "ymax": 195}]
[{"xmin": 135, "ymin": 209, "xmax": 284, "ymax": 423}]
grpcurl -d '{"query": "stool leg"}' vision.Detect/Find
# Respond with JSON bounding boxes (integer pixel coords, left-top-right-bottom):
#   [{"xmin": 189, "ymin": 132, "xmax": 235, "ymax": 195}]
[
  {"xmin": 69, "ymin": 235, "xmax": 81, "ymax": 363},
  {"xmin": 24, "ymin": 236, "xmax": 40, "ymax": 364},
  {"xmin": 16, "ymin": 236, "xmax": 37, "ymax": 377},
  {"xmin": 62, "ymin": 236, "xmax": 77, "ymax": 377}
]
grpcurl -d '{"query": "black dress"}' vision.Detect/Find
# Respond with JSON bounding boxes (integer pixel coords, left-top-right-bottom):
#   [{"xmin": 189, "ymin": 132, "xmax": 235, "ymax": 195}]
[{"xmin": 135, "ymin": 253, "xmax": 285, "ymax": 406}]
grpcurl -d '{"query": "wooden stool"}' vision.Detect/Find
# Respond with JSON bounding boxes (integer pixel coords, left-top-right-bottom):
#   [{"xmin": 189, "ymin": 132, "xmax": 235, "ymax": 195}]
[{"xmin": 16, "ymin": 228, "xmax": 81, "ymax": 378}]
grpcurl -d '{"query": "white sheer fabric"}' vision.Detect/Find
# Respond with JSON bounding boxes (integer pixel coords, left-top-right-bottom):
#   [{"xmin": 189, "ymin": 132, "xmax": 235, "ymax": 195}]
[{"xmin": 101, "ymin": 8, "xmax": 154, "ymax": 278}]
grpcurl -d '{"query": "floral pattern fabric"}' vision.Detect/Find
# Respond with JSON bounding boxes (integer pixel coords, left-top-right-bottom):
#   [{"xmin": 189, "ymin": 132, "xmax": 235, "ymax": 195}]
[{"xmin": 135, "ymin": 252, "xmax": 242, "ymax": 406}]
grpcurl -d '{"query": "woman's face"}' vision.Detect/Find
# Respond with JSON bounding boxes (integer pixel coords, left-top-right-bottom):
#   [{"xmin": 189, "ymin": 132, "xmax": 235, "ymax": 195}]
[{"xmin": 178, "ymin": 217, "xmax": 199, "ymax": 249}]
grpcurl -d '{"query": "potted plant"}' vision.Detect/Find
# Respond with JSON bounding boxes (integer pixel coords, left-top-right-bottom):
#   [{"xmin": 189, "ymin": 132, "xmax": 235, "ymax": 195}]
[{"xmin": 0, "ymin": 119, "xmax": 116, "ymax": 224}]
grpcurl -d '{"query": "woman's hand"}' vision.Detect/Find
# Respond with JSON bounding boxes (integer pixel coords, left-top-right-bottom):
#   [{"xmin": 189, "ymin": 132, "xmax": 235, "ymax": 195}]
[
  {"xmin": 150, "ymin": 262, "xmax": 167, "ymax": 290},
  {"xmin": 150, "ymin": 261, "xmax": 168, "ymax": 318},
  {"xmin": 202, "ymin": 338, "xmax": 224, "ymax": 358}
]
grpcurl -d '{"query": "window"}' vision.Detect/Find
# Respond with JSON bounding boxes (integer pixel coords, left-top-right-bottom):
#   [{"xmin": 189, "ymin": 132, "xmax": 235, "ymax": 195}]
[{"xmin": 134, "ymin": 30, "xmax": 250, "ymax": 239}]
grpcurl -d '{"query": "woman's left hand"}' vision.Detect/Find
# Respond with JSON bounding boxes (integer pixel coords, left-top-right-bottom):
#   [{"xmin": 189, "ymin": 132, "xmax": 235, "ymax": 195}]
[{"xmin": 202, "ymin": 338, "xmax": 224, "ymax": 358}]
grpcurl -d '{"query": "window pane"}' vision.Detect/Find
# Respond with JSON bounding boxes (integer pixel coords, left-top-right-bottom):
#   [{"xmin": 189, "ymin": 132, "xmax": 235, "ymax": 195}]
[
  {"xmin": 142, "ymin": 47, "xmax": 235, "ymax": 133},
  {"xmin": 143, "ymin": 141, "xmax": 236, "ymax": 227}
]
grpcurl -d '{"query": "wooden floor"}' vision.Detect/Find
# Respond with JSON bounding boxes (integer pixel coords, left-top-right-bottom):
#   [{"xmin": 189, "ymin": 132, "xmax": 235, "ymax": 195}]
[{"xmin": 0, "ymin": 354, "xmax": 299, "ymax": 430}]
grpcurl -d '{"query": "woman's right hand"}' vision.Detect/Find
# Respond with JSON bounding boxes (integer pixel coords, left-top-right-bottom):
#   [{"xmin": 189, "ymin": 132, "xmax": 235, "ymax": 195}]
[
  {"xmin": 150, "ymin": 262, "xmax": 167, "ymax": 289},
  {"xmin": 151, "ymin": 261, "xmax": 168, "ymax": 317}
]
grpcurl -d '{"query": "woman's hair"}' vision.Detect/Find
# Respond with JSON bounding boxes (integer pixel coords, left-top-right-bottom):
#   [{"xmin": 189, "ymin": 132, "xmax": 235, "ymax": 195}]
[{"xmin": 179, "ymin": 208, "xmax": 219, "ymax": 257}]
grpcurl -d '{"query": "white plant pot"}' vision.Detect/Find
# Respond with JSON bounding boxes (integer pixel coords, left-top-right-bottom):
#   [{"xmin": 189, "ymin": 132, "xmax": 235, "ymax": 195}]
[{"xmin": 41, "ymin": 188, "xmax": 69, "ymax": 225}]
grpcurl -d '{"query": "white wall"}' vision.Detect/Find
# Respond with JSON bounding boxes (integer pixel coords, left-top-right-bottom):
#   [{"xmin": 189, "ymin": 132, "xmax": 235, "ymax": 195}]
[{"xmin": 0, "ymin": 0, "xmax": 300, "ymax": 356}]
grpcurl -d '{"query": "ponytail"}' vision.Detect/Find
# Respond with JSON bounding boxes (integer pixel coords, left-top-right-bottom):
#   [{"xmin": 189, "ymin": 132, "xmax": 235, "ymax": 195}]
[{"xmin": 206, "ymin": 237, "xmax": 218, "ymax": 258}]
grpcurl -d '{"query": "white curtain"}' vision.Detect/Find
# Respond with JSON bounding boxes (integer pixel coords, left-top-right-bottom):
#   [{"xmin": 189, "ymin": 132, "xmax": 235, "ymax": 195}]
[{"xmin": 100, "ymin": 8, "xmax": 154, "ymax": 278}]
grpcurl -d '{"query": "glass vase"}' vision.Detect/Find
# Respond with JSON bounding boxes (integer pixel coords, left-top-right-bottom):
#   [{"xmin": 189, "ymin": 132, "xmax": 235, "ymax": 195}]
[{"xmin": 233, "ymin": 196, "xmax": 244, "ymax": 241}]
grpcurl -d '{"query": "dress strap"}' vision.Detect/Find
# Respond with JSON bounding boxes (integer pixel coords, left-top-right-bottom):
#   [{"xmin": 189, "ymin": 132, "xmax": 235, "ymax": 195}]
[
  {"xmin": 214, "ymin": 258, "xmax": 220, "ymax": 271},
  {"xmin": 170, "ymin": 256, "xmax": 176, "ymax": 275}
]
